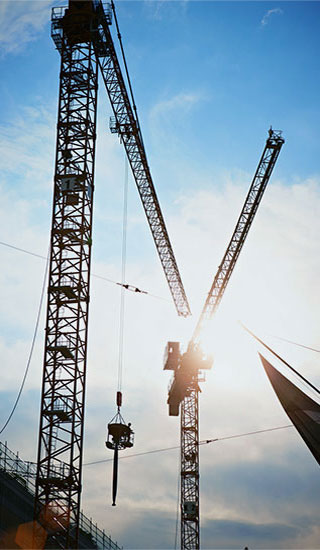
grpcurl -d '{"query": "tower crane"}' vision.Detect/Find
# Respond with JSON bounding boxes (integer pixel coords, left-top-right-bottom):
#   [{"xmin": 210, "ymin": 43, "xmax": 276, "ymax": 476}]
[
  {"xmin": 34, "ymin": 1, "xmax": 190, "ymax": 548},
  {"xmin": 163, "ymin": 128, "xmax": 285, "ymax": 550}
]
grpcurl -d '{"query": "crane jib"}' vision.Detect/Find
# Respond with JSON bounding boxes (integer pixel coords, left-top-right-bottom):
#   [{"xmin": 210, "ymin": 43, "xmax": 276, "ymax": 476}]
[
  {"xmin": 192, "ymin": 130, "xmax": 284, "ymax": 342},
  {"xmin": 93, "ymin": 1, "xmax": 191, "ymax": 318}
]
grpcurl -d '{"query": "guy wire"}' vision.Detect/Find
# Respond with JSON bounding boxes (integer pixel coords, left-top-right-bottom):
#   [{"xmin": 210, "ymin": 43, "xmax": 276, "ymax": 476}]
[{"xmin": 0, "ymin": 248, "xmax": 50, "ymax": 434}]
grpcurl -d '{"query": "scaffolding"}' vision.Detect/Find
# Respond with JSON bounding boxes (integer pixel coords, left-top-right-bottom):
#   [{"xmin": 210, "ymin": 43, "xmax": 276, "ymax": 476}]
[{"xmin": 0, "ymin": 441, "xmax": 121, "ymax": 550}]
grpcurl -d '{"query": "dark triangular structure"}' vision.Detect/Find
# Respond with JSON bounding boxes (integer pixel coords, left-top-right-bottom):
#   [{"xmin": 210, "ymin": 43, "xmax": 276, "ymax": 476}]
[{"xmin": 260, "ymin": 354, "xmax": 320, "ymax": 466}]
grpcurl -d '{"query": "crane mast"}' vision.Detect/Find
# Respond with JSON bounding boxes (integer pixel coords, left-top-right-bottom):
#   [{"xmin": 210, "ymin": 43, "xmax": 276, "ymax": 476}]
[
  {"xmin": 164, "ymin": 129, "xmax": 284, "ymax": 550},
  {"xmin": 34, "ymin": 3, "xmax": 98, "ymax": 547},
  {"xmin": 34, "ymin": 1, "xmax": 189, "ymax": 547}
]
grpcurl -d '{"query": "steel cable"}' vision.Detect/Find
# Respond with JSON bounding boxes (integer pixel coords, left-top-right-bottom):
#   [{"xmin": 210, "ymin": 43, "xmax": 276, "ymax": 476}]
[
  {"xmin": 117, "ymin": 155, "xmax": 129, "ymax": 392},
  {"xmin": 83, "ymin": 424, "xmax": 293, "ymax": 466},
  {"xmin": 0, "ymin": 240, "xmax": 169, "ymax": 301},
  {"xmin": 242, "ymin": 323, "xmax": 320, "ymax": 395},
  {"xmin": 0, "ymin": 248, "xmax": 50, "ymax": 434}
]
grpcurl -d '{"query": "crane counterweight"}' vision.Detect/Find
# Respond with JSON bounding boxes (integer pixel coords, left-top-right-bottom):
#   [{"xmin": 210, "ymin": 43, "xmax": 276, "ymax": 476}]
[
  {"xmin": 163, "ymin": 341, "xmax": 181, "ymax": 371},
  {"xmin": 165, "ymin": 345, "xmax": 213, "ymax": 417}
]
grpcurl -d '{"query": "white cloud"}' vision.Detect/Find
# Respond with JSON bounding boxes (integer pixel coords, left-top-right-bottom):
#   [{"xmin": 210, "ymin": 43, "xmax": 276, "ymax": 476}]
[
  {"xmin": 148, "ymin": 90, "xmax": 206, "ymax": 152},
  {"xmin": 150, "ymin": 91, "xmax": 204, "ymax": 121},
  {"xmin": 1, "ymin": 2, "xmax": 319, "ymax": 546},
  {"xmin": 261, "ymin": 7, "xmax": 283, "ymax": 27},
  {"xmin": 82, "ymin": 172, "xmax": 320, "ymax": 547},
  {"xmin": 1, "ymin": 94, "xmax": 320, "ymax": 548},
  {"xmin": 0, "ymin": 0, "xmax": 55, "ymax": 55},
  {"xmin": 143, "ymin": 0, "xmax": 189, "ymax": 22},
  {"xmin": 0, "ymin": 105, "xmax": 56, "ymax": 193}
]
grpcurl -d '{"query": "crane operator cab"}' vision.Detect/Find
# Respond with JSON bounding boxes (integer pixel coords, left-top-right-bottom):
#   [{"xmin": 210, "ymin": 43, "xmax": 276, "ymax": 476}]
[{"xmin": 106, "ymin": 391, "xmax": 134, "ymax": 506}]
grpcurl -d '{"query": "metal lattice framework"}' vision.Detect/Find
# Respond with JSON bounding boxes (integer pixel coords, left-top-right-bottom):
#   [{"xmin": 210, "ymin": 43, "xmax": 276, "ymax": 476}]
[
  {"xmin": 192, "ymin": 130, "xmax": 285, "ymax": 342},
  {"xmin": 34, "ymin": 1, "xmax": 190, "ymax": 547},
  {"xmin": 34, "ymin": 7, "xmax": 98, "ymax": 547},
  {"xmin": 179, "ymin": 130, "xmax": 284, "ymax": 550},
  {"xmin": 181, "ymin": 389, "xmax": 200, "ymax": 550},
  {"xmin": 94, "ymin": 1, "xmax": 191, "ymax": 318}
]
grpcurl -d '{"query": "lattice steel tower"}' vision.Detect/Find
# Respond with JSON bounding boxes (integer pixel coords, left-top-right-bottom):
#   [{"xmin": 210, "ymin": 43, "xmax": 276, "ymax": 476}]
[
  {"xmin": 34, "ymin": 4, "xmax": 98, "ymax": 547},
  {"xmin": 164, "ymin": 129, "xmax": 285, "ymax": 550},
  {"xmin": 34, "ymin": 1, "xmax": 190, "ymax": 548}
]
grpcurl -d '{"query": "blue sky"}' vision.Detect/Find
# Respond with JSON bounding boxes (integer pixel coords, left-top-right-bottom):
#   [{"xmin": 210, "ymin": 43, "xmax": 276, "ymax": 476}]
[{"xmin": 0, "ymin": 1, "xmax": 320, "ymax": 548}]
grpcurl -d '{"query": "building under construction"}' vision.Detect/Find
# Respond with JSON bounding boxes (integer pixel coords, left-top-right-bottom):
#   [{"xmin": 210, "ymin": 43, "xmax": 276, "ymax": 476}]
[{"xmin": 0, "ymin": 441, "xmax": 121, "ymax": 550}]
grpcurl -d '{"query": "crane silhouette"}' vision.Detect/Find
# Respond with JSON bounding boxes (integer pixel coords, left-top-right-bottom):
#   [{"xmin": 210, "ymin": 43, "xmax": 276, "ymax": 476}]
[
  {"xmin": 34, "ymin": 1, "xmax": 190, "ymax": 547},
  {"xmin": 164, "ymin": 129, "xmax": 284, "ymax": 549}
]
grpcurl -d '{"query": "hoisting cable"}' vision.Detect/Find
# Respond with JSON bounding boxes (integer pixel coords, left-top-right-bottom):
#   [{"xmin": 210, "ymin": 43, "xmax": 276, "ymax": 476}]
[
  {"xmin": 110, "ymin": 0, "xmax": 144, "ymax": 147},
  {"xmin": 85, "ymin": 424, "xmax": 293, "ymax": 466},
  {"xmin": 105, "ymin": 155, "xmax": 134, "ymax": 507},
  {"xmin": 0, "ymin": 248, "xmax": 50, "ymax": 434},
  {"xmin": 117, "ymin": 155, "xmax": 129, "ymax": 393},
  {"xmin": 241, "ymin": 323, "xmax": 320, "ymax": 395},
  {"xmin": 0, "ymin": 240, "xmax": 169, "ymax": 302}
]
